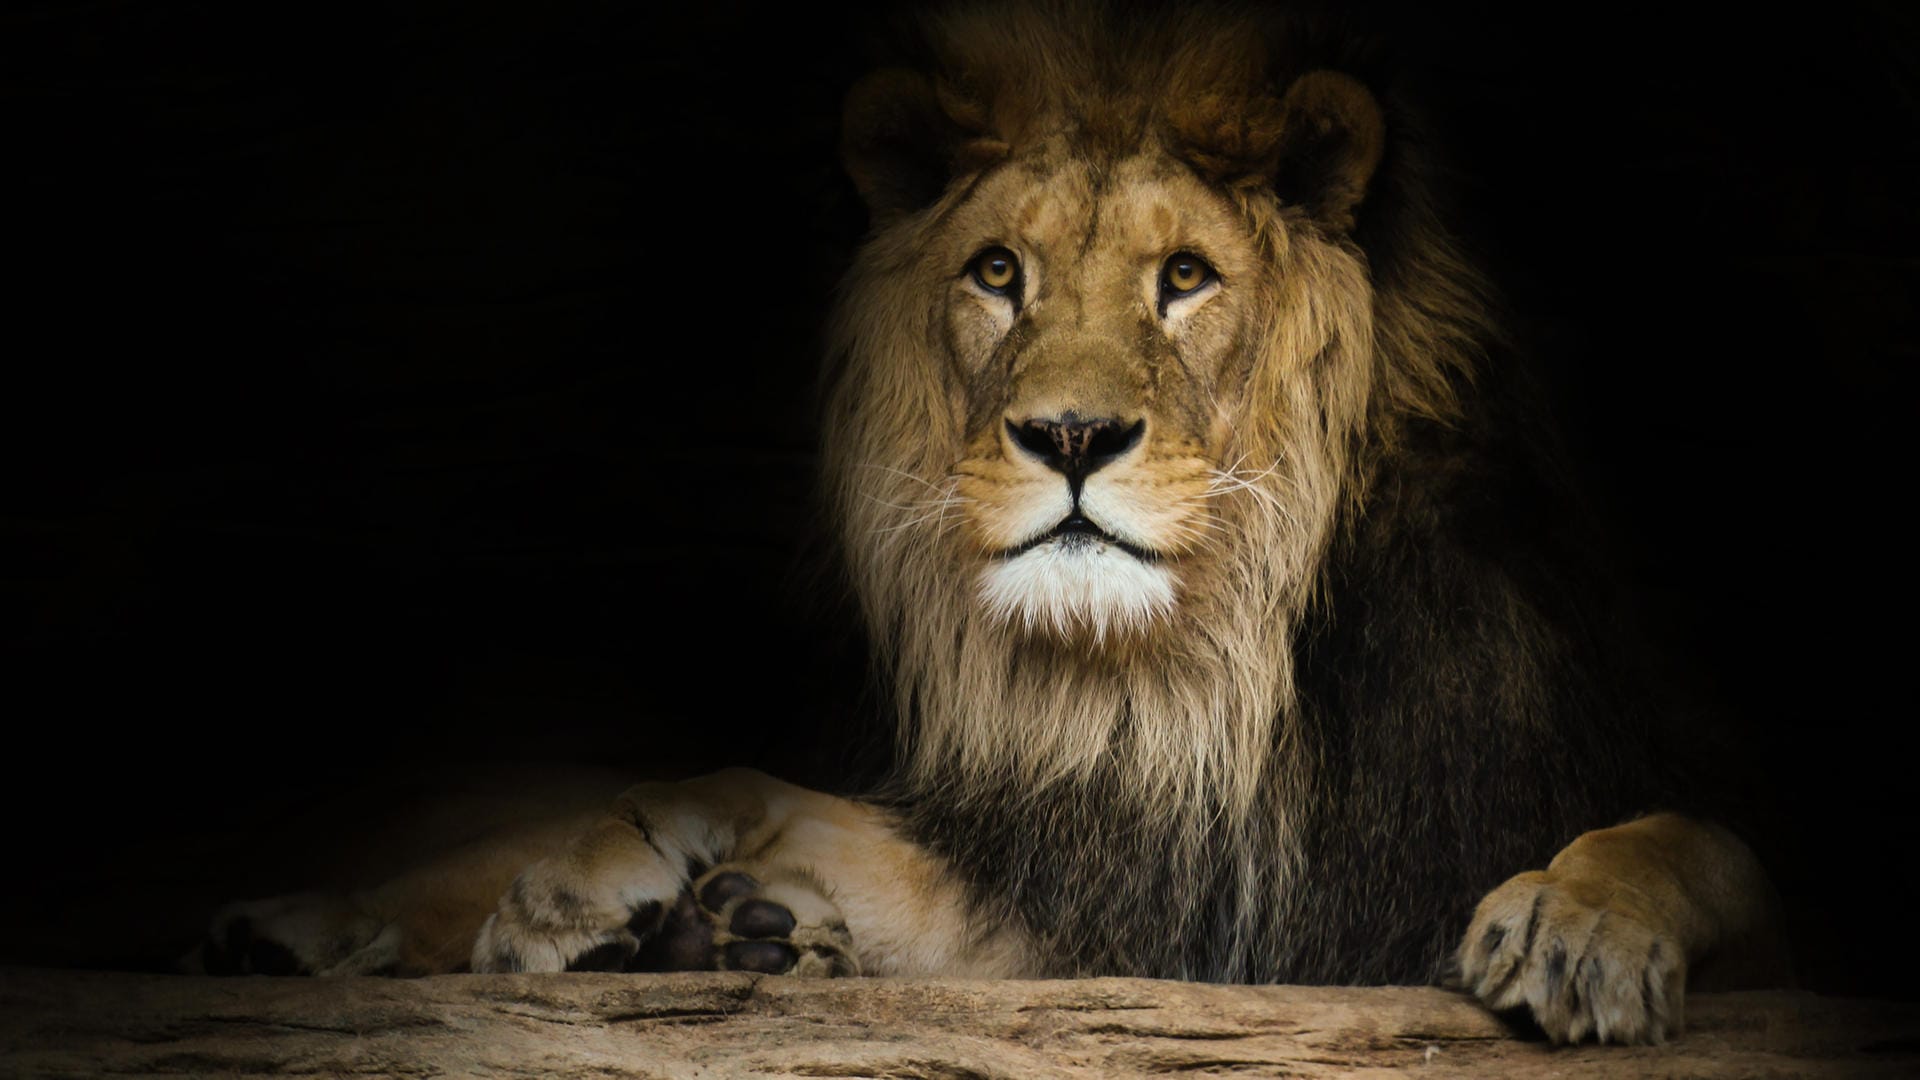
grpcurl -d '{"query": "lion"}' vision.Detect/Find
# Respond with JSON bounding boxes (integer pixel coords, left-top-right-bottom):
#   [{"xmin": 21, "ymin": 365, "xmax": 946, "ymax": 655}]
[{"xmin": 196, "ymin": 2, "xmax": 1793, "ymax": 1045}]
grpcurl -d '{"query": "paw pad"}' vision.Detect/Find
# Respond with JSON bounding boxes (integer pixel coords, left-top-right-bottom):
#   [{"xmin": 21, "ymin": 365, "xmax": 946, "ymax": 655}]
[
  {"xmin": 698, "ymin": 871, "xmax": 759, "ymax": 910},
  {"xmin": 730, "ymin": 898, "xmax": 797, "ymax": 939},
  {"xmin": 723, "ymin": 940, "xmax": 800, "ymax": 973}
]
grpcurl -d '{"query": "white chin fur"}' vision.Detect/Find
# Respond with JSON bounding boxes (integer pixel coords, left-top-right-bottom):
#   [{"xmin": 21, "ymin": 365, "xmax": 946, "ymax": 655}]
[{"xmin": 978, "ymin": 538, "xmax": 1178, "ymax": 640}]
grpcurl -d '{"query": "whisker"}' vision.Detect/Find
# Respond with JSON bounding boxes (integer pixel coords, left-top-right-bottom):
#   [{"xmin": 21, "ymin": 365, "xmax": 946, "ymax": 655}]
[
  {"xmin": 865, "ymin": 473, "xmax": 971, "ymax": 541},
  {"xmin": 860, "ymin": 493, "xmax": 932, "ymax": 513},
  {"xmin": 854, "ymin": 462, "xmax": 963, "ymax": 496}
]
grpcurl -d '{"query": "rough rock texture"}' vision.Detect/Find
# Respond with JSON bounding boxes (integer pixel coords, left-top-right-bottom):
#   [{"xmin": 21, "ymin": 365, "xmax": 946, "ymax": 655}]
[{"xmin": 2, "ymin": 969, "xmax": 1915, "ymax": 1078}]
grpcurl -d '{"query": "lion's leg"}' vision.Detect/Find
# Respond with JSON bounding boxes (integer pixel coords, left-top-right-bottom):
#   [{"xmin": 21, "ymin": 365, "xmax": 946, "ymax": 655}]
[
  {"xmin": 474, "ymin": 768, "xmax": 1034, "ymax": 978},
  {"xmin": 189, "ymin": 809, "xmax": 608, "ymax": 976},
  {"xmin": 1456, "ymin": 813, "xmax": 1791, "ymax": 1045}
]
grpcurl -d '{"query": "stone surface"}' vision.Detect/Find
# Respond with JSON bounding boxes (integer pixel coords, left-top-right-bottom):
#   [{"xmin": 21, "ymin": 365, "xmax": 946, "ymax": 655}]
[{"xmin": 2, "ymin": 968, "xmax": 1916, "ymax": 1078}]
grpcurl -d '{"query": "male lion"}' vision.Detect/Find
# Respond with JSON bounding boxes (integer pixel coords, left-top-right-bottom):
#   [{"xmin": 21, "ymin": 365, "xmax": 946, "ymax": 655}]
[{"xmin": 201, "ymin": 3, "xmax": 1791, "ymax": 1045}]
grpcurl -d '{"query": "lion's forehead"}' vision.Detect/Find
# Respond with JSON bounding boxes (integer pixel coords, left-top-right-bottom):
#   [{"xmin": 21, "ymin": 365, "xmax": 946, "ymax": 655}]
[{"xmin": 960, "ymin": 153, "xmax": 1255, "ymax": 276}]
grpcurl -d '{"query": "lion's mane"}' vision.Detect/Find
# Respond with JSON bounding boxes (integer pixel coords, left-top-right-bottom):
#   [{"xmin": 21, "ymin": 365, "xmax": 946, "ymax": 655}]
[{"xmin": 822, "ymin": 3, "xmax": 1683, "ymax": 983}]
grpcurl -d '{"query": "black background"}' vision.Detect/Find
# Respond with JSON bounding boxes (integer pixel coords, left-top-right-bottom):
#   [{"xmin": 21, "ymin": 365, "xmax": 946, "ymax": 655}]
[{"xmin": 2, "ymin": 2, "xmax": 1915, "ymax": 997}]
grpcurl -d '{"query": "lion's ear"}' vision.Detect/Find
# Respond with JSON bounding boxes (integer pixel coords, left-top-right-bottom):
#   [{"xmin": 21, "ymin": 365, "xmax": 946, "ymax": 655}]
[
  {"xmin": 842, "ymin": 69, "xmax": 998, "ymax": 226},
  {"xmin": 1270, "ymin": 71, "xmax": 1385, "ymax": 233}
]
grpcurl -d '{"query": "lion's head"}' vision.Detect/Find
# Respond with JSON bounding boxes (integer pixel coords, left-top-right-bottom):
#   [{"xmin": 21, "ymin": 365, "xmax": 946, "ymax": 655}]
[{"xmin": 824, "ymin": 5, "xmax": 1495, "ymax": 824}]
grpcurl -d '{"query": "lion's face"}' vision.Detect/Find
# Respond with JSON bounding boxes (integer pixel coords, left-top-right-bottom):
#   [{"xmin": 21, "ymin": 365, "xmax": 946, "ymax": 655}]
[
  {"xmin": 933, "ymin": 153, "xmax": 1264, "ymax": 639},
  {"xmin": 832, "ymin": 97, "xmax": 1379, "ymax": 655}
]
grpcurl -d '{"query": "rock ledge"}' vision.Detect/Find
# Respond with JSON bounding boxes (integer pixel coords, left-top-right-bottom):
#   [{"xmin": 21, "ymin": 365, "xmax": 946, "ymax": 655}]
[{"xmin": 3, "ymin": 968, "xmax": 1915, "ymax": 1078}]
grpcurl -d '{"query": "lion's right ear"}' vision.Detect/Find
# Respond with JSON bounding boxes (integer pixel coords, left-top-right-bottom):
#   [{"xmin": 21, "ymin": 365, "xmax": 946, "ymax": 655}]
[
  {"xmin": 842, "ymin": 69, "xmax": 997, "ymax": 226},
  {"xmin": 1269, "ymin": 71, "xmax": 1386, "ymax": 234}
]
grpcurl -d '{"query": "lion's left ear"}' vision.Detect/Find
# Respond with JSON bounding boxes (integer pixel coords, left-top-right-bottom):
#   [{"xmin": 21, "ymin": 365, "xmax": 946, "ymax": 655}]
[{"xmin": 1269, "ymin": 71, "xmax": 1385, "ymax": 233}]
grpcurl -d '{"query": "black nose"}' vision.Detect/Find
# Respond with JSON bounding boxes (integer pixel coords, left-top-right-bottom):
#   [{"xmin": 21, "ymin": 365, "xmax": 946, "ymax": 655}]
[{"xmin": 1007, "ymin": 415, "xmax": 1145, "ymax": 485}]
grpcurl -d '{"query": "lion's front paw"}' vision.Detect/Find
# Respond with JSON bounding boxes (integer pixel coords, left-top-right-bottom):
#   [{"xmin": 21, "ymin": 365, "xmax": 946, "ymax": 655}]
[
  {"xmin": 189, "ymin": 893, "xmax": 400, "ymax": 976},
  {"xmin": 1457, "ymin": 871, "xmax": 1685, "ymax": 1045},
  {"xmin": 472, "ymin": 857, "xmax": 859, "ymax": 977}
]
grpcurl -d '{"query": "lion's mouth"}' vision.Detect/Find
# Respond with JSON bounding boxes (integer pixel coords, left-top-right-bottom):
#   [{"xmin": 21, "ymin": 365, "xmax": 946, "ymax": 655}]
[{"xmin": 999, "ymin": 513, "xmax": 1160, "ymax": 563}]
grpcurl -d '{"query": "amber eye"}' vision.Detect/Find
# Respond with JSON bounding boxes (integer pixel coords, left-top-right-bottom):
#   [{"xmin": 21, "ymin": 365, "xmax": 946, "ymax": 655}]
[
  {"xmin": 1161, "ymin": 253, "xmax": 1215, "ymax": 298},
  {"xmin": 970, "ymin": 247, "xmax": 1021, "ymax": 294}
]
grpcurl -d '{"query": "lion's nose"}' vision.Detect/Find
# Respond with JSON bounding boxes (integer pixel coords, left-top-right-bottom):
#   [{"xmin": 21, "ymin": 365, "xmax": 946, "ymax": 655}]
[{"xmin": 1006, "ymin": 414, "xmax": 1146, "ymax": 483}]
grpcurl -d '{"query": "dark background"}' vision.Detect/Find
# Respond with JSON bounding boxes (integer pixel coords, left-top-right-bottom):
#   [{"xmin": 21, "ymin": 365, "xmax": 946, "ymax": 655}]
[{"xmin": 2, "ymin": 2, "xmax": 1914, "ymax": 996}]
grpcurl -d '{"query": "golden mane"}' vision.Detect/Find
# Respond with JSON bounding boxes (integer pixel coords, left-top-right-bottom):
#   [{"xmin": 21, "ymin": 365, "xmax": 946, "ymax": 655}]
[{"xmin": 821, "ymin": 2, "xmax": 1506, "ymax": 974}]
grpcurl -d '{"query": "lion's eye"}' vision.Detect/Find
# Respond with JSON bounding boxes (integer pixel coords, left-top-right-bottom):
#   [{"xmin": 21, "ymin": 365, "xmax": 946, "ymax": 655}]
[
  {"xmin": 1160, "ymin": 253, "xmax": 1215, "ymax": 299},
  {"xmin": 970, "ymin": 247, "xmax": 1021, "ymax": 295}
]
